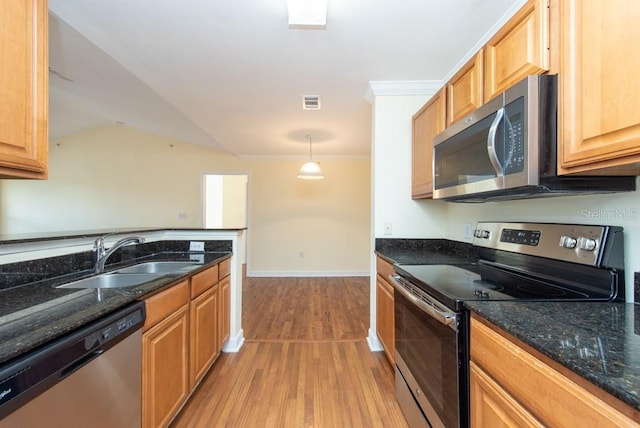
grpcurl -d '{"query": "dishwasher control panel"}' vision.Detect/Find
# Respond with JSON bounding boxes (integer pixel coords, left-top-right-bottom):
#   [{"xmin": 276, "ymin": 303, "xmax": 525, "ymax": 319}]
[{"xmin": 84, "ymin": 309, "xmax": 144, "ymax": 351}]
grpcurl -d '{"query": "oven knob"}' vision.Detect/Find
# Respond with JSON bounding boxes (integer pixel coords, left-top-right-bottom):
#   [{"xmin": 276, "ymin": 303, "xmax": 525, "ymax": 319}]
[
  {"xmin": 577, "ymin": 237, "xmax": 597, "ymax": 251},
  {"xmin": 559, "ymin": 235, "xmax": 577, "ymax": 249}
]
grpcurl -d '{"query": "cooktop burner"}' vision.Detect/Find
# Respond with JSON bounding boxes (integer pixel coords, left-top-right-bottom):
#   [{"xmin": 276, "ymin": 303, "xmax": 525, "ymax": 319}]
[{"xmin": 516, "ymin": 283, "xmax": 567, "ymax": 297}]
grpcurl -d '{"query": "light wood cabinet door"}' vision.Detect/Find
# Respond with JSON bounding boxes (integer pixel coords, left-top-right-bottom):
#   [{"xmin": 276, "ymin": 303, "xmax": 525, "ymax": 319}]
[
  {"xmin": 470, "ymin": 361, "xmax": 544, "ymax": 428},
  {"xmin": 142, "ymin": 305, "xmax": 190, "ymax": 428},
  {"xmin": 218, "ymin": 275, "xmax": 231, "ymax": 350},
  {"xmin": 558, "ymin": 0, "xmax": 640, "ymax": 174},
  {"xmin": 0, "ymin": 0, "xmax": 48, "ymax": 179},
  {"xmin": 189, "ymin": 284, "xmax": 219, "ymax": 389},
  {"xmin": 412, "ymin": 88, "xmax": 446, "ymax": 199},
  {"xmin": 376, "ymin": 256, "xmax": 395, "ymax": 364},
  {"xmin": 484, "ymin": 0, "xmax": 549, "ymax": 102},
  {"xmin": 376, "ymin": 276, "xmax": 395, "ymax": 365},
  {"xmin": 471, "ymin": 316, "xmax": 639, "ymax": 427},
  {"xmin": 447, "ymin": 50, "xmax": 484, "ymax": 126}
]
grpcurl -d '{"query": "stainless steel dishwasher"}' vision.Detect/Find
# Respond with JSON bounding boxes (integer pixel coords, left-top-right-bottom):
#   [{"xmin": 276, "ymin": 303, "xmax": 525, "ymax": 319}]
[{"xmin": 0, "ymin": 301, "xmax": 145, "ymax": 427}]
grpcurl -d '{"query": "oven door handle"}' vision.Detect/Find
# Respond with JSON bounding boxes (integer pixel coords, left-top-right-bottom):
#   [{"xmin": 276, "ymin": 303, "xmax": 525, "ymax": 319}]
[{"xmin": 389, "ymin": 275, "xmax": 458, "ymax": 330}]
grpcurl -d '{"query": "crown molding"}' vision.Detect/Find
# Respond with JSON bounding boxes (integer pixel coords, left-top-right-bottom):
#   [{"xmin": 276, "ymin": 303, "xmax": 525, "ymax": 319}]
[
  {"xmin": 364, "ymin": 80, "xmax": 442, "ymax": 104},
  {"xmin": 237, "ymin": 154, "xmax": 370, "ymax": 161}
]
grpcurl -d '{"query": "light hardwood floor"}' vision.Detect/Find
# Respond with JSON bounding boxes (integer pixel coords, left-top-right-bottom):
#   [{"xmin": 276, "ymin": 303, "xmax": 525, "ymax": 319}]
[{"xmin": 171, "ymin": 277, "xmax": 408, "ymax": 427}]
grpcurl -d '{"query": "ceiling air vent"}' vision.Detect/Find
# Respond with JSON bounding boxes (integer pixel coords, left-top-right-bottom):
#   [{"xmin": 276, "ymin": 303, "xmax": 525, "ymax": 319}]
[{"xmin": 302, "ymin": 95, "xmax": 321, "ymax": 110}]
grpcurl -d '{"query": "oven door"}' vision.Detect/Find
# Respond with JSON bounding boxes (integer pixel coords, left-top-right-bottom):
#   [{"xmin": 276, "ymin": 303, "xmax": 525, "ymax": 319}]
[{"xmin": 391, "ymin": 275, "xmax": 466, "ymax": 428}]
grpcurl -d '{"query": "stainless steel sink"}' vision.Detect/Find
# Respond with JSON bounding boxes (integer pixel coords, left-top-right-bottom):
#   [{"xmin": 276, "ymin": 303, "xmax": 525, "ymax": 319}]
[
  {"xmin": 57, "ymin": 273, "xmax": 164, "ymax": 289},
  {"xmin": 112, "ymin": 261, "xmax": 201, "ymax": 274}
]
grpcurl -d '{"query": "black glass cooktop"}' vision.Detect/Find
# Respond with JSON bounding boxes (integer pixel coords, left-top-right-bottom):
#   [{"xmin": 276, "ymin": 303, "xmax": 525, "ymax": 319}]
[{"xmin": 394, "ymin": 263, "xmax": 608, "ymax": 311}]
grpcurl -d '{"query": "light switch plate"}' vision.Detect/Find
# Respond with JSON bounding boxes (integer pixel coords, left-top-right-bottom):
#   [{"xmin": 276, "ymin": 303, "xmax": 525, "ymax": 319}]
[{"xmin": 190, "ymin": 241, "xmax": 205, "ymax": 252}]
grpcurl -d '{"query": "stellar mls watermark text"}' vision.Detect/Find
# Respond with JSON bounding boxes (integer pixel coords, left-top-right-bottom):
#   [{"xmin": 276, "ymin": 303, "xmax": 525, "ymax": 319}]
[{"xmin": 581, "ymin": 208, "xmax": 639, "ymax": 221}]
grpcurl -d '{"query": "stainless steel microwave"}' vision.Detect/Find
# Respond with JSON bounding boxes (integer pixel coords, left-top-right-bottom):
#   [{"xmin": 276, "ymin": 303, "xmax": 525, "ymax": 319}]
[{"xmin": 432, "ymin": 75, "xmax": 635, "ymax": 202}]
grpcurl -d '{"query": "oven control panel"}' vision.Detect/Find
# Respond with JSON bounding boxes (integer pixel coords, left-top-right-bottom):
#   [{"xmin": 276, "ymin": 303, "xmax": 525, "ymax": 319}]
[{"xmin": 472, "ymin": 222, "xmax": 622, "ymax": 267}]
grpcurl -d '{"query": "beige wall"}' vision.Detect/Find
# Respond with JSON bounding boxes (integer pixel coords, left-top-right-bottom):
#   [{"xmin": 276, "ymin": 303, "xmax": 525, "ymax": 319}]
[
  {"xmin": 0, "ymin": 126, "xmax": 371, "ymax": 275},
  {"xmin": 249, "ymin": 159, "xmax": 371, "ymax": 275}
]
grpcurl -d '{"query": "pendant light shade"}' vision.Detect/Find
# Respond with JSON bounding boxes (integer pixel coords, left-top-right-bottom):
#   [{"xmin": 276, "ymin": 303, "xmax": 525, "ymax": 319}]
[{"xmin": 297, "ymin": 135, "xmax": 324, "ymax": 180}]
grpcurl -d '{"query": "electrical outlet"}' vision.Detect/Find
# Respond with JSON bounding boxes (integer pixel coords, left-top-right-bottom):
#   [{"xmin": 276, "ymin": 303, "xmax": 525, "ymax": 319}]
[
  {"xmin": 464, "ymin": 223, "xmax": 472, "ymax": 239},
  {"xmin": 384, "ymin": 222, "xmax": 392, "ymax": 235},
  {"xmin": 189, "ymin": 241, "xmax": 205, "ymax": 252}
]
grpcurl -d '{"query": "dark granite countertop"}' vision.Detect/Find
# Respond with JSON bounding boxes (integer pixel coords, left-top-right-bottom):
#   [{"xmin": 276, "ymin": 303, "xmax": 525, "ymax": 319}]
[
  {"xmin": 0, "ymin": 251, "xmax": 230, "ymax": 366},
  {"xmin": 375, "ymin": 238, "xmax": 478, "ymax": 265},
  {"xmin": 465, "ymin": 301, "xmax": 640, "ymax": 412}
]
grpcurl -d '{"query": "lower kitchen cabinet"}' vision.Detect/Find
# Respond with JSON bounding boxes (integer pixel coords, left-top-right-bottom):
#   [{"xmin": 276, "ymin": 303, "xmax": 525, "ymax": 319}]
[
  {"xmin": 142, "ymin": 281, "xmax": 190, "ymax": 428},
  {"xmin": 376, "ymin": 256, "xmax": 395, "ymax": 364},
  {"xmin": 189, "ymin": 284, "xmax": 219, "ymax": 389},
  {"xmin": 470, "ymin": 315, "xmax": 639, "ymax": 427},
  {"xmin": 141, "ymin": 258, "xmax": 231, "ymax": 428},
  {"xmin": 470, "ymin": 361, "xmax": 543, "ymax": 427}
]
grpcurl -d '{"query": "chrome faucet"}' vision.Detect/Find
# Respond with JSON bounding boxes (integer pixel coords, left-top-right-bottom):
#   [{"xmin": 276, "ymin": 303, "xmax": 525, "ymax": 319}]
[{"xmin": 94, "ymin": 235, "xmax": 145, "ymax": 273}]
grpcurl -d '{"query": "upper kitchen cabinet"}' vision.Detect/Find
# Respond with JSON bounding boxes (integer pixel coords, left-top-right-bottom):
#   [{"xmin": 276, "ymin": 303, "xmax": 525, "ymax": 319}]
[
  {"xmin": 412, "ymin": 88, "xmax": 446, "ymax": 199},
  {"xmin": 484, "ymin": 0, "xmax": 550, "ymax": 102},
  {"xmin": 446, "ymin": 50, "xmax": 484, "ymax": 127},
  {"xmin": 0, "ymin": 0, "xmax": 48, "ymax": 179},
  {"xmin": 557, "ymin": 0, "xmax": 640, "ymax": 175}
]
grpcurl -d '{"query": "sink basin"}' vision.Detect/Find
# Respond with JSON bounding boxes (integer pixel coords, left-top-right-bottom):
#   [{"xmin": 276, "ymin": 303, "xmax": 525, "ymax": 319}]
[
  {"xmin": 57, "ymin": 273, "xmax": 164, "ymax": 289},
  {"xmin": 112, "ymin": 261, "xmax": 201, "ymax": 274}
]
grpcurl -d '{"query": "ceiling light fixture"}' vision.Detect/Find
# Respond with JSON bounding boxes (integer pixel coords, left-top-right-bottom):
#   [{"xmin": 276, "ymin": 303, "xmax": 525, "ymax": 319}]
[
  {"xmin": 286, "ymin": 0, "xmax": 328, "ymax": 29},
  {"xmin": 297, "ymin": 135, "xmax": 324, "ymax": 180}
]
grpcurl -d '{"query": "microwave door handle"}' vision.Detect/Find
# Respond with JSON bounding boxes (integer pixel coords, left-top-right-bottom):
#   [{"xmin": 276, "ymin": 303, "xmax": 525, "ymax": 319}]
[
  {"xmin": 487, "ymin": 107, "xmax": 505, "ymax": 177},
  {"xmin": 389, "ymin": 275, "xmax": 458, "ymax": 330}
]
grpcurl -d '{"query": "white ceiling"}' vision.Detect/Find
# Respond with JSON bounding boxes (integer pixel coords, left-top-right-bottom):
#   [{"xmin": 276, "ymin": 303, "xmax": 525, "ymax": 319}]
[{"xmin": 48, "ymin": 0, "xmax": 524, "ymax": 159}]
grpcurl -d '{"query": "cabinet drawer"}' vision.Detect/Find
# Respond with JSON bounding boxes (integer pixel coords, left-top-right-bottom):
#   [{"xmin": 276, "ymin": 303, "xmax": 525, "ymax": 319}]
[
  {"xmin": 191, "ymin": 264, "xmax": 219, "ymax": 298},
  {"xmin": 376, "ymin": 256, "xmax": 394, "ymax": 281},
  {"xmin": 471, "ymin": 316, "xmax": 638, "ymax": 427},
  {"xmin": 219, "ymin": 258, "xmax": 230, "ymax": 279},
  {"xmin": 143, "ymin": 280, "xmax": 189, "ymax": 331}
]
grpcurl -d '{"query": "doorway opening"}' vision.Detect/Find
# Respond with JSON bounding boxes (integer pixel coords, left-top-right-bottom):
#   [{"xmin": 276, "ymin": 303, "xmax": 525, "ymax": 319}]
[{"xmin": 203, "ymin": 174, "xmax": 248, "ymax": 229}]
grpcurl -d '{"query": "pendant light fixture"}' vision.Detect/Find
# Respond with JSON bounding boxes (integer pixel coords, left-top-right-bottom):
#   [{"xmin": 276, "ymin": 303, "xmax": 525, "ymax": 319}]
[{"xmin": 297, "ymin": 135, "xmax": 324, "ymax": 180}]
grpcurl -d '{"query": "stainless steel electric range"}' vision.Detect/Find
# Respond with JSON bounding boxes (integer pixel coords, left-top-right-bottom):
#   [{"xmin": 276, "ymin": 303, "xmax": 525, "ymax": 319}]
[{"xmin": 390, "ymin": 222, "xmax": 625, "ymax": 428}]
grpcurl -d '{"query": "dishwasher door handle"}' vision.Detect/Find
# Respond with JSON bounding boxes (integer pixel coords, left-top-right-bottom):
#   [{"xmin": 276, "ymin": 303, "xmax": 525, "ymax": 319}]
[{"xmin": 60, "ymin": 349, "xmax": 104, "ymax": 379}]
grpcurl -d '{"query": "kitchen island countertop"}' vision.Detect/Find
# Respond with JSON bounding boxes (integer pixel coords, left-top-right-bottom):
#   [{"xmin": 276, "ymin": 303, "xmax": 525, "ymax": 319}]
[{"xmin": 0, "ymin": 252, "xmax": 230, "ymax": 365}]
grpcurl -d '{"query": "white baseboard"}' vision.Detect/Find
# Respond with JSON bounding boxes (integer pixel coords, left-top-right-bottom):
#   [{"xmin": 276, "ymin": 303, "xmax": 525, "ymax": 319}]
[
  {"xmin": 247, "ymin": 270, "xmax": 370, "ymax": 277},
  {"xmin": 222, "ymin": 329, "xmax": 244, "ymax": 353},
  {"xmin": 367, "ymin": 328, "xmax": 384, "ymax": 352}
]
